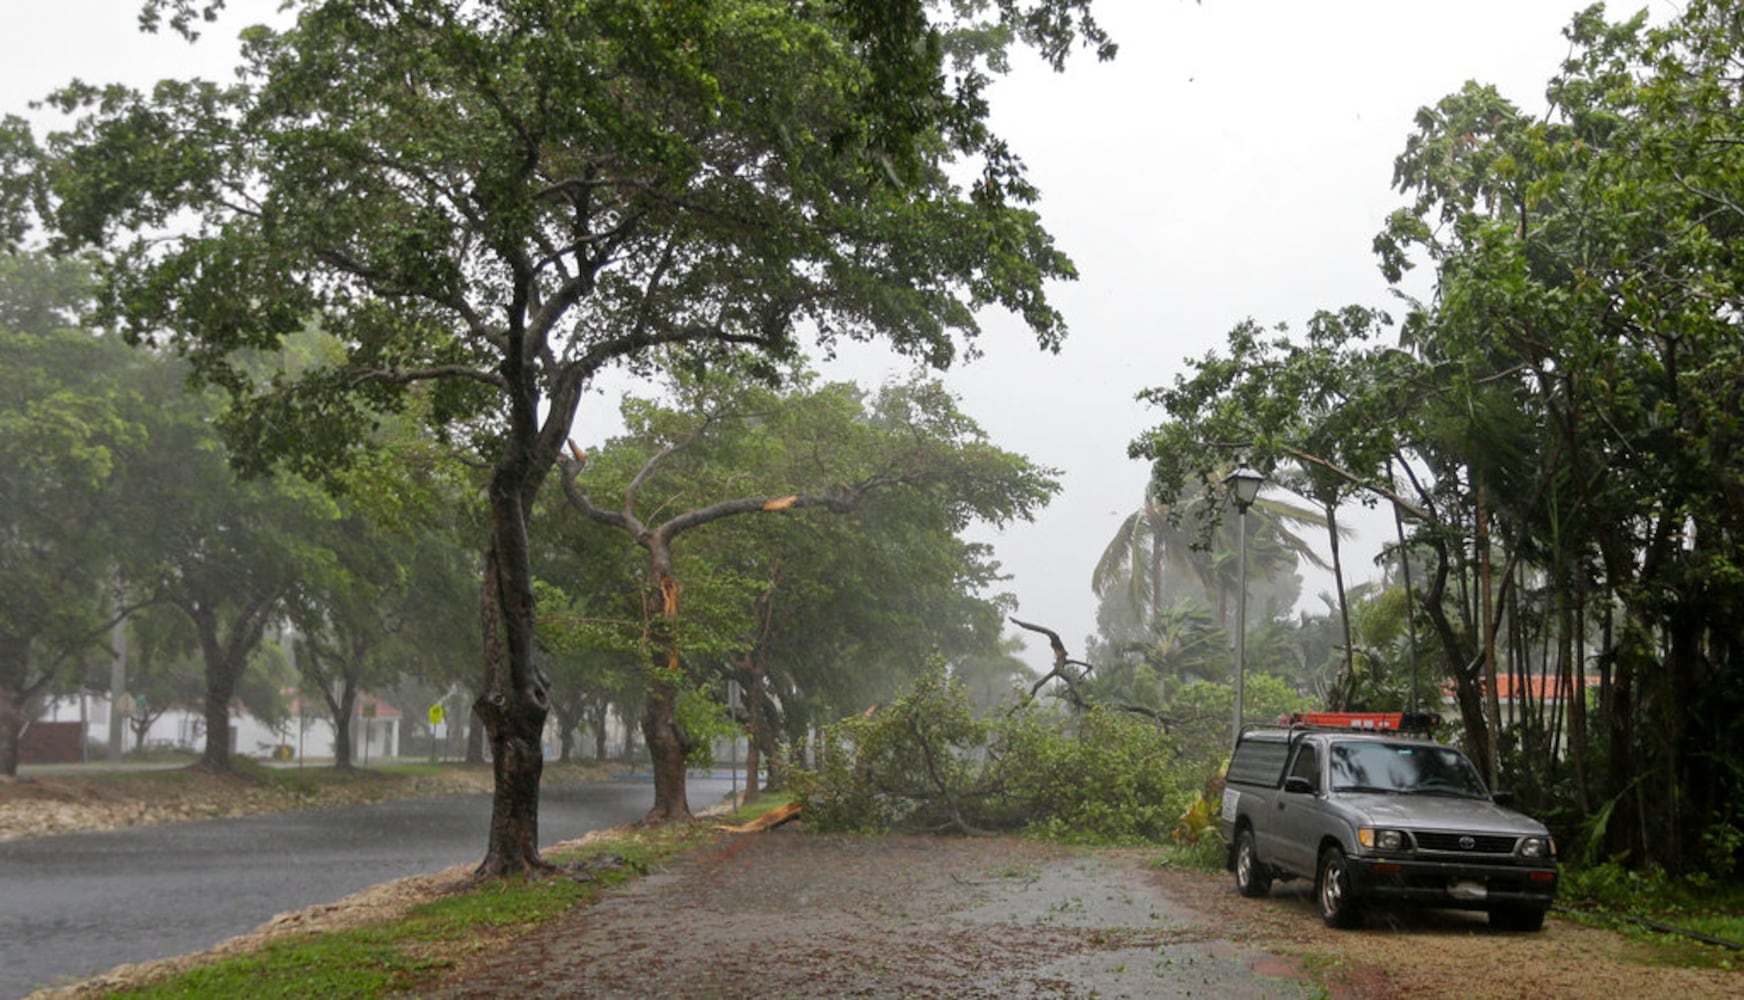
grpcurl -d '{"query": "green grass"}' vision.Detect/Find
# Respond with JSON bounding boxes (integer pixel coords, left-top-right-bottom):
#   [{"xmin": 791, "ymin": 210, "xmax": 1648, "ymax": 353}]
[
  {"xmin": 99, "ymin": 796, "xmax": 794, "ymax": 998},
  {"xmin": 1557, "ymin": 861, "xmax": 1744, "ymax": 969}
]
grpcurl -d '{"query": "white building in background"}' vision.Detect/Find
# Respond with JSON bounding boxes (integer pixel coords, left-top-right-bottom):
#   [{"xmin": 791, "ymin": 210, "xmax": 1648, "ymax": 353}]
[{"xmin": 38, "ymin": 690, "xmax": 402, "ymax": 764}]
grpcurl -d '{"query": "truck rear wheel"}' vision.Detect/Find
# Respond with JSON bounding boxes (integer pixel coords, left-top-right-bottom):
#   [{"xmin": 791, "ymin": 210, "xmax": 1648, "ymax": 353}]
[
  {"xmin": 1316, "ymin": 846, "xmax": 1363, "ymax": 929},
  {"xmin": 1234, "ymin": 829, "xmax": 1271, "ymax": 898}
]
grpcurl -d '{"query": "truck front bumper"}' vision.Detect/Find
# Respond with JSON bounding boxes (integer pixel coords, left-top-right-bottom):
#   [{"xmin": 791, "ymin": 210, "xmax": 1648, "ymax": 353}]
[{"xmin": 1347, "ymin": 856, "xmax": 1558, "ymax": 909}]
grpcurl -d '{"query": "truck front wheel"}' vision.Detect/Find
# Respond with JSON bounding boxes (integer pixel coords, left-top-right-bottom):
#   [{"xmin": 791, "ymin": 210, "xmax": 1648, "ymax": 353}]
[
  {"xmin": 1234, "ymin": 829, "xmax": 1271, "ymax": 898},
  {"xmin": 1316, "ymin": 846, "xmax": 1363, "ymax": 928},
  {"xmin": 1489, "ymin": 904, "xmax": 1547, "ymax": 932}
]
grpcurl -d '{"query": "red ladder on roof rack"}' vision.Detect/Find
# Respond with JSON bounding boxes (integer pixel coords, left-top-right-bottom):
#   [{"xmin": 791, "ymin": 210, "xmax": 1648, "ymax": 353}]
[{"xmin": 1287, "ymin": 711, "xmax": 1443, "ymax": 731}]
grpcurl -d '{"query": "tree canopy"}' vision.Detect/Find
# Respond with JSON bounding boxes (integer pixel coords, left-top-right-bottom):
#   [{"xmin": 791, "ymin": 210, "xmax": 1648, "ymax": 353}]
[
  {"xmin": 5, "ymin": 0, "xmax": 1106, "ymax": 873},
  {"xmin": 1130, "ymin": 2, "xmax": 1744, "ymax": 872}
]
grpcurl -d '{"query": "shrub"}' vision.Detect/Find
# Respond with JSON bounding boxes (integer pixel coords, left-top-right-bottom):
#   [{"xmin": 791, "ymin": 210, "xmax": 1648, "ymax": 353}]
[{"xmin": 795, "ymin": 668, "xmax": 1198, "ymax": 843}]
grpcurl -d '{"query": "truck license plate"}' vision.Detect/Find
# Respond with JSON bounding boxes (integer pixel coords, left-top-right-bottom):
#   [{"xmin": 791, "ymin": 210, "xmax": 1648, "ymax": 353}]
[{"xmin": 1449, "ymin": 880, "xmax": 1488, "ymax": 901}]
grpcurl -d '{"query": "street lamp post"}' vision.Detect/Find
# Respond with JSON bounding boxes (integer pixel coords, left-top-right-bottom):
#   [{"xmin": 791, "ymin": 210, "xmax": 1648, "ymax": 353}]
[{"xmin": 1224, "ymin": 466, "xmax": 1264, "ymax": 746}]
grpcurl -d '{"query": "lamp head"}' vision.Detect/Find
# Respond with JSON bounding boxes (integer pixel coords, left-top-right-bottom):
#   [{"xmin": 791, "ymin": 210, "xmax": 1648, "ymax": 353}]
[{"xmin": 1223, "ymin": 466, "xmax": 1264, "ymax": 510}]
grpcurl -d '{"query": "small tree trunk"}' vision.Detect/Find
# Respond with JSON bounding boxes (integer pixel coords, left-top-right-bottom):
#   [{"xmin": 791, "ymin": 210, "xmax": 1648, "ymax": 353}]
[
  {"xmin": 743, "ymin": 663, "xmax": 764, "ymax": 801},
  {"xmin": 1478, "ymin": 486, "xmax": 1503, "ymax": 784},
  {"xmin": 331, "ymin": 682, "xmax": 357, "ymax": 771},
  {"xmin": 1325, "ymin": 502, "xmax": 1357, "ymax": 703},
  {"xmin": 0, "ymin": 683, "xmax": 21, "ymax": 778},
  {"xmin": 590, "ymin": 702, "xmax": 609, "ymax": 761},
  {"xmin": 642, "ymin": 558, "xmax": 693, "ymax": 823},
  {"xmin": 642, "ymin": 675, "xmax": 693, "ymax": 822},
  {"xmin": 200, "ymin": 660, "xmax": 235, "ymax": 772}
]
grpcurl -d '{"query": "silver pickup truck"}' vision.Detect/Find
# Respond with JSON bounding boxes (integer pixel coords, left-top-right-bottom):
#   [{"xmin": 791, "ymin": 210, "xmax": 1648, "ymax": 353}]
[{"xmin": 1218, "ymin": 722, "xmax": 1558, "ymax": 930}]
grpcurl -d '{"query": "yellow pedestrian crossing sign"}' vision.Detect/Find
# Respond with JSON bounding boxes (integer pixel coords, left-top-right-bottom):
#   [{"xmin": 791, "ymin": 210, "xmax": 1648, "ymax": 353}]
[{"xmin": 428, "ymin": 703, "xmax": 446, "ymax": 726}]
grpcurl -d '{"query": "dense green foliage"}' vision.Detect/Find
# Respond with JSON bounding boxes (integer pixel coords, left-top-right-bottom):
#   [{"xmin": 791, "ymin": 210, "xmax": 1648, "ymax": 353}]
[
  {"xmin": 1130, "ymin": 3, "xmax": 1744, "ymax": 874},
  {"xmin": 795, "ymin": 668, "xmax": 1217, "ymax": 845},
  {"xmin": 1, "ymin": 0, "xmax": 1108, "ymax": 865},
  {"xmin": 548, "ymin": 361, "xmax": 1057, "ymax": 818}
]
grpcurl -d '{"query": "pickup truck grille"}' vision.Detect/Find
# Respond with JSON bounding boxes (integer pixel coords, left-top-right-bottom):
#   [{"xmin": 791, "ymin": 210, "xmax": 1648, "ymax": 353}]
[{"xmin": 1413, "ymin": 832, "xmax": 1518, "ymax": 854}]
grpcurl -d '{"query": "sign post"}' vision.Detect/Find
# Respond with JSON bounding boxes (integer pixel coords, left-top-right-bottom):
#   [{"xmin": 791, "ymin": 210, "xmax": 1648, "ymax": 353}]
[{"xmin": 428, "ymin": 703, "xmax": 446, "ymax": 763}]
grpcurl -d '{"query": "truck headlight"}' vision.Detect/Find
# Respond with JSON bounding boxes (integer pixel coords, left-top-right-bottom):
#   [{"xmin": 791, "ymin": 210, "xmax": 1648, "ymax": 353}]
[
  {"xmin": 1519, "ymin": 836, "xmax": 1553, "ymax": 859},
  {"xmin": 1359, "ymin": 827, "xmax": 1407, "ymax": 851}
]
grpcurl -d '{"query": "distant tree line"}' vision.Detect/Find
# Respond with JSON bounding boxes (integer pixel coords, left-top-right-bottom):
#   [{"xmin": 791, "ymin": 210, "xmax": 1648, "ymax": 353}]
[{"xmin": 0, "ymin": 252, "xmax": 1052, "ymax": 800}]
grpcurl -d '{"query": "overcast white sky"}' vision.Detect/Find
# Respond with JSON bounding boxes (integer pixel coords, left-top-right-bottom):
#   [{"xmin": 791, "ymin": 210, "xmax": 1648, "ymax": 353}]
[{"xmin": 3, "ymin": 0, "xmax": 1667, "ymax": 675}]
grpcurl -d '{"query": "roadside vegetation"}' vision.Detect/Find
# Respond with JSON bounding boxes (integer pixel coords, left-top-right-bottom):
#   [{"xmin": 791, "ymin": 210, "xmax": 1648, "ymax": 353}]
[{"xmin": 1558, "ymin": 863, "xmax": 1744, "ymax": 969}]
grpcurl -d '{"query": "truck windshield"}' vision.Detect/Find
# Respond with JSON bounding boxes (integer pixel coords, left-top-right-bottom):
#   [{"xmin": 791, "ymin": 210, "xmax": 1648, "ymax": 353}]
[{"xmin": 1328, "ymin": 742, "xmax": 1487, "ymax": 797}]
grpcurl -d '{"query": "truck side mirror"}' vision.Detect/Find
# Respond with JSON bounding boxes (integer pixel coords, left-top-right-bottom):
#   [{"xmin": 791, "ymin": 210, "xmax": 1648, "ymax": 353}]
[
  {"xmin": 1491, "ymin": 790, "xmax": 1514, "ymax": 807},
  {"xmin": 1284, "ymin": 776, "xmax": 1315, "ymax": 795}
]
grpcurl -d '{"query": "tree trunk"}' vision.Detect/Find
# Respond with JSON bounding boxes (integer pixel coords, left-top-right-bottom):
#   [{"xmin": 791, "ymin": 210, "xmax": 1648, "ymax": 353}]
[
  {"xmin": 0, "ymin": 632, "xmax": 35, "ymax": 778},
  {"xmin": 1477, "ymin": 485, "xmax": 1503, "ymax": 784},
  {"xmin": 590, "ymin": 701, "xmax": 609, "ymax": 761},
  {"xmin": 641, "ymin": 675, "xmax": 692, "ymax": 822},
  {"xmin": 741, "ymin": 655, "xmax": 768, "ymax": 801},
  {"xmin": 1325, "ymin": 502, "xmax": 1356, "ymax": 704},
  {"xmin": 642, "ymin": 554, "xmax": 694, "ymax": 823},
  {"xmin": 756, "ymin": 714, "xmax": 785, "ymax": 792},
  {"xmin": 474, "ymin": 519, "xmax": 550, "ymax": 874},
  {"xmin": 476, "ymin": 682, "xmax": 546, "ymax": 870},
  {"xmin": 200, "ymin": 656, "xmax": 236, "ymax": 772},
  {"xmin": 331, "ymin": 681, "xmax": 357, "ymax": 771},
  {"xmin": 1567, "ymin": 578, "xmax": 1589, "ymax": 811},
  {"xmin": 1421, "ymin": 536, "xmax": 1493, "ymax": 777},
  {"xmin": 307, "ymin": 646, "xmax": 359, "ymax": 772}
]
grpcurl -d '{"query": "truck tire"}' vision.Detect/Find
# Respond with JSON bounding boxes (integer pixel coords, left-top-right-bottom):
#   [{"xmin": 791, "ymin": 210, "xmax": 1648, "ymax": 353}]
[
  {"xmin": 1489, "ymin": 904, "xmax": 1547, "ymax": 932},
  {"xmin": 1316, "ymin": 846, "xmax": 1363, "ymax": 929},
  {"xmin": 1234, "ymin": 829, "xmax": 1271, "ymax": 898}
]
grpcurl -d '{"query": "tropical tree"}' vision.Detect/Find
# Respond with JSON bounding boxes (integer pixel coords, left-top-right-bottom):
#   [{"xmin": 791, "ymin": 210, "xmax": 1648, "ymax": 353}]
[
  {"xmin": 1126, "ymin": 3, "xmax": 1744, "ymax": 871},
  {"xmin": 557, "ymin": 364, "xmax": 1058, "ymax": 821},
  {"xmin": 119, "ymin": 365, "xmax": 337, "ymax": 772},
  {"xmin": 8, "ymin": 0, "xmax": 1103, "ymax": 874},
  {"xmin": 1093, "ymin": 479, "xmax": 1324, "ymax": 634},
  {"xmin": 0, "ymin": 258, "xmax": 144, "ymax": 774},
  {"xmin": 1373, "ymin": 3, "xmax": 1744, "ymax": 866},
  {"xmin": 724, "ymin": 487, "xmax": 1024, "ymax": 793}
]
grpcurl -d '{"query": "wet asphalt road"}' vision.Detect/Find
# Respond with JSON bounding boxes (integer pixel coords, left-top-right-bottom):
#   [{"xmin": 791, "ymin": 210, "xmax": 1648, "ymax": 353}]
[{"xmin": 0, "ymin": 774, "xmax": 733, "ymax": 998}]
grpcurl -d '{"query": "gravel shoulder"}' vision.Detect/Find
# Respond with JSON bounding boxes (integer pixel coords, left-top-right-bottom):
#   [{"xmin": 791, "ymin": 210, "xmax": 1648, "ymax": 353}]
[
  {"xmin": 424, "ymin": 828, "xmax": 1317, "ymax": 999},
  {"xmin": 418, "ymin": 827, "xmax": 1742, "ymax": 1000}
]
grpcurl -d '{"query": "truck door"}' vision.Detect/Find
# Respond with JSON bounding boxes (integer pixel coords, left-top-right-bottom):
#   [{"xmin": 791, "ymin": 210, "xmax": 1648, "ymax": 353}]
[{"xmin": 1271, "ymin": 741, "xmax": 1321, "ymax": 876}]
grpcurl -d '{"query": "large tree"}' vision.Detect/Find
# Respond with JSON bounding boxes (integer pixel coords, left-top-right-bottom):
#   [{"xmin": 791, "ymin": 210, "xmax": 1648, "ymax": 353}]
[
  {"xmin": 119, "ymin": 361, "xmax": 335, "ymax": 772},
  {"xmin": 1128, "ymin": 3, "xmax": 1744, "ymax": 869},
  {"xmin": 11, "ymin": 1, "xmax": 1103, "ymax": 872},
  {"xmin": 559, "ymin": 365, "xmax": 1057, "ymax": 821},
  {"xmin": 0, "ymin": 255, "xmax": 142, "ymax": 776}
]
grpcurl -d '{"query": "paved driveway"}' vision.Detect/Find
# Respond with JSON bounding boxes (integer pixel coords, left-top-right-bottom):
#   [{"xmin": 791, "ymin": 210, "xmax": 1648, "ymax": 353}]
[{"xmin": 0, "ymin": 775, "xmax": 731, "ymax": 998}]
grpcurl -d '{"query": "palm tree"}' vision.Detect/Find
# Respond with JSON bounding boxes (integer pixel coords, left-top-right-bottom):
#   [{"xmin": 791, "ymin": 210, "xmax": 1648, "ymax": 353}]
[{"xmin": 1093, "ymin": 474, "xmax": 1330, "ymax": 633}]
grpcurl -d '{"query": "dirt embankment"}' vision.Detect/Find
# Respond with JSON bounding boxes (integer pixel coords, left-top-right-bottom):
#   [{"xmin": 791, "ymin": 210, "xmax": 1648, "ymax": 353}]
[{"xmin": 0, "ymin": 764, "xmax": 502, "ymax": 842}]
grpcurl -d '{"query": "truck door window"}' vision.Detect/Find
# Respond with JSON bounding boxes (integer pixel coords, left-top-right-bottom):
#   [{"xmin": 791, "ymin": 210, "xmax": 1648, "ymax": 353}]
[{"xmin": 1287, "ymin": 744, "xmax": 1318, "ymax": 791}]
